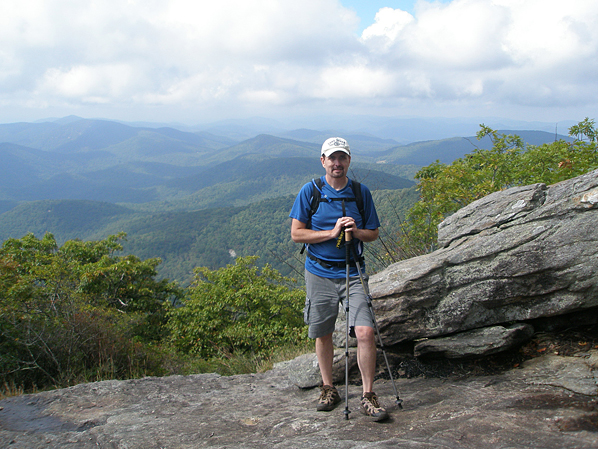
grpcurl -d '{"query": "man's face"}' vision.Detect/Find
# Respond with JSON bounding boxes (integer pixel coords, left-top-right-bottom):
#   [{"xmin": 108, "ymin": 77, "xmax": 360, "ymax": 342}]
[{"xmin": 321, "ymin": 151, "xmax": 351, "ymax": 179}]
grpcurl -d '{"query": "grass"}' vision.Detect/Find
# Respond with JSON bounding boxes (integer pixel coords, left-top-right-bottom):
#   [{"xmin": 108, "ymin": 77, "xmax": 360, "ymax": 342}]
[
  {"xmin": 162, "ymin": 339, "xmax": 314, "ymax": 377},
  {"xmin": 0, "ymin": 340, "xmax": 315, "ymax": 399},
  {"xmin": 257, "ymin": 339, "xmax": 314, "ymax": 372},
  {"xmin": 0, "ymin": 381, "xmax": 36, "ymax": 400}
]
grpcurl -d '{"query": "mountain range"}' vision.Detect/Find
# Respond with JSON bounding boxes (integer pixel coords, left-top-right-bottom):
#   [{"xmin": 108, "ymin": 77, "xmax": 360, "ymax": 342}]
[{"xmin": 0, "ymin": 116, "xmax": 573, "ymax": 282}]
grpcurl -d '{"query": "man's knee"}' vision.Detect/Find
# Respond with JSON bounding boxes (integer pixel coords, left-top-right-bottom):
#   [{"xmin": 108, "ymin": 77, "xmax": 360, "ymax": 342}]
[{"xmin": 354, "ymin": 325, "xmax": 375, "ymax": 343}]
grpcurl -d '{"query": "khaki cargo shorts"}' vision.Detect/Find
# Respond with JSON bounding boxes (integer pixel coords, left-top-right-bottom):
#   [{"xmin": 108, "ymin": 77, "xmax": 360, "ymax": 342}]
[{"xmin": 304, "ymin": 269, "xmax": 374, "ymax": 339}]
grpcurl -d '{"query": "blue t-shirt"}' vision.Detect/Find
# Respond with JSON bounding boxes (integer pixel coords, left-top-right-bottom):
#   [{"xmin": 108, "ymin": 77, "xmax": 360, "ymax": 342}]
[{"xmin": 289, "ymin": 177, "xmax": 380, "ymax": 279}]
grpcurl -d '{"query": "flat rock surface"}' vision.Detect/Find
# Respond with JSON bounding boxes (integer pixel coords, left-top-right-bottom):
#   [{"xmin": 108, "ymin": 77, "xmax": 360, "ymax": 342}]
[{"xmin": 1, "ymin": 352, "xmax": 597, "ymax": 449}]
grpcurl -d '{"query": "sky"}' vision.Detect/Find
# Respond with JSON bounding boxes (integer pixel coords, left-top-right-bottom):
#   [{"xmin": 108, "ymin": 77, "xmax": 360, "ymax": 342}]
[{"xmin": 1, "ymin": 0, "xmax": 597, "ymax": 127}]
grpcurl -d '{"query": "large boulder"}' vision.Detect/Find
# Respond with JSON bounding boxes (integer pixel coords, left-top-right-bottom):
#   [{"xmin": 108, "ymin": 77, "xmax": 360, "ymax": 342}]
[{"xmin": 369, "ymin": 169, "xmax": 598, "ymax": 348}]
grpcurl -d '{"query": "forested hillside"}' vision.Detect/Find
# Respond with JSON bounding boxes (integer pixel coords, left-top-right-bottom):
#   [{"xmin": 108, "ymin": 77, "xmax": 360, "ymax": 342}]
[
  {"xmin": 0, "ymin": 116, "xmax": 571, "ymax": 283},
  {"xmin": 0, "ymin": 187, "xmax": 419, "ymax": 283}
]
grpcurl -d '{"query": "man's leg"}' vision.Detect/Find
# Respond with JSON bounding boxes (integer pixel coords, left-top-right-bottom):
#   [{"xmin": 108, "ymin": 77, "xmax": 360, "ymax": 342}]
[
  {"xmin": 306, "ymin": 270, "xmax": 339, "ymax": 389},
  {"xmin": 305, "ymin": 271, "xmax": 342, "ymax": 412},
  {"xmin": 315, "ymin": 333, "xmax": 334, "ymax": 387},
  {"xmin": 315, "ymin": 332, "xmax": 341, "ymax": 411},
  {"xmin": 354, "ymin": 325, "xmax": 376, "ymax": 394},
  {"xmin": 355, "ymin": 325, "xmax": 389, "ymax": 421}
]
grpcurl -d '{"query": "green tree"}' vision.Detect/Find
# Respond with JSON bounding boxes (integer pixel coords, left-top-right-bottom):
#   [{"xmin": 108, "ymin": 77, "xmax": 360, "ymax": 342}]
[
  {"xmin": 402, "ymin": 118, "xmax": 598, "ymax": 252},
  {"xmin": 167, "ymin": 256, "xmax": 307, "ymax": 358},
  {"xmin": 0, "ymin": 233, "xmax": 181, "ymax": 388},
  {"xmin": 569, "ymin": 117, "xmax": 597, "ymax": 143}
]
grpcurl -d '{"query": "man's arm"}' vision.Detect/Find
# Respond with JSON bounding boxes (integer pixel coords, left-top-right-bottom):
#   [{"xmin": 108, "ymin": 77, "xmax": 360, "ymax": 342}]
[
  {"xmin": 291, "ymin": 218, "xmax": 338, "ymax": 244},
  {"xmin": 352, "ymin": 227, "xmax": 379, "ymax": 242},
  {"xmin": 291, "ymin": 218, "xmax": 379, "ymax": 244}
]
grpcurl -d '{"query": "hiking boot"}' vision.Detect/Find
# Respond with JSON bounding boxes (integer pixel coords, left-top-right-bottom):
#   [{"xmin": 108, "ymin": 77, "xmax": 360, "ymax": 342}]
[
  {"xmin": 317, "ymin": 385, "xmax": 341, "ymax": 411},
  {"xmin": 361, "ymin": 392, "xmax": 389, "ymax": 422}
]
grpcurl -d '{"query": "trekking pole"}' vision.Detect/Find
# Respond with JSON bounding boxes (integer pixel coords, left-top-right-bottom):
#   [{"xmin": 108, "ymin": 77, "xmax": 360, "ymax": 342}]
[
  {"xmin": 349, "ymin": 240, "xmax": 404, "ymax": 410},
  {"xmin": 342, "ymin": 200, "xmax": 351, "ymax": 420}
]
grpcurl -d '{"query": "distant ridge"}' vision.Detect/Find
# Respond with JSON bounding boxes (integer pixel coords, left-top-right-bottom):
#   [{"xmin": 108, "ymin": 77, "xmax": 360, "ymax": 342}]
[
  {"xmin": 0, "ymin": 117, "xmax": 572, "ymax": 207},
  {"xmin": 52, "ymin": 115, "xmax": 85, "ymax": 125},
  {"xmin": 371, "ymin": 130, "xmax": 573, "ymax": 165},
  {"xmin": 276, "ymin": 129, "xmax": 400, "ymax": 152}
]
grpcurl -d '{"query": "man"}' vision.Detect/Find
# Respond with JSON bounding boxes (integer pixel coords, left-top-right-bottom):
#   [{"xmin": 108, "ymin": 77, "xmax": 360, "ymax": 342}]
[{"xmin": 289, "ymin": 137, "xmax": 389, "ymax": 422}]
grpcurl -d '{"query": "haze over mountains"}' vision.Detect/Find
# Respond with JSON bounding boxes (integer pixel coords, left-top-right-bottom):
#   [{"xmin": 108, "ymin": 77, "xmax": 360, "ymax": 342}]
[
  {"xmin": 0, "ymin": 116, "xmax": 573, "ymax": 282},
  {"xmin": 0, "ymin": 116, "xmax": 569, "ymax": 205}
]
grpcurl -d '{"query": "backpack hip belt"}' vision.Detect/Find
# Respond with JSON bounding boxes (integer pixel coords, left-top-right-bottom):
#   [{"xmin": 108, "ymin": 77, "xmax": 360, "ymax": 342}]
[{"xmin": 307, "ymin": 251, "xmax": 364, "ymax": 269}]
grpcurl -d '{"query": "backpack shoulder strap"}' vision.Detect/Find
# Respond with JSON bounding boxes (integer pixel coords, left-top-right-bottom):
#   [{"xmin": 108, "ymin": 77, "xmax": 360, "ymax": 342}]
[
  {"xmin": 310, "ymin": 177, "xmax": 324, "ymax": 217},
  {"xmin": 300, "ymin": 178, "xmax": 325, "ymax": 254},
  {"xmin": 348, "ymin": 179, "xmax": 365, "ymax": 227}
]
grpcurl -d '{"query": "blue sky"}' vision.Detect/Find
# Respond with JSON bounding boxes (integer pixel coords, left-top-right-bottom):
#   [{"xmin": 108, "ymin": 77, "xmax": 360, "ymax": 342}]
[
  {"xmin": 1, "ymin": 0, "xmax": 597, "ymax": 127},
  {"xmin": 341, "ymin": 1, "xmax": 417, "ymax": 31},
  {"xmin": 340, "ymin": 0, "xmax": 450, "ymax": 32}
]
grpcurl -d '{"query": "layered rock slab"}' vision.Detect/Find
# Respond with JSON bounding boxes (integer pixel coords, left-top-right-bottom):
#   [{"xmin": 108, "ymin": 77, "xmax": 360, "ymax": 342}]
[{"xmin": 369, "ymin": 169, "xmax": 598, "ymax": 347}]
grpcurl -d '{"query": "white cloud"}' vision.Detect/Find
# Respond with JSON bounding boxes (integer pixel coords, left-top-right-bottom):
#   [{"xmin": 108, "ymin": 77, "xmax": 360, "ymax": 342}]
[
  {"xmin": 361, "ymin": 7, "xmax": 415, "ymax": 49},
  {"xmin": 41, "ymin": 64, "xmax": 138, "ymax": 99},
  {"xmin": 314, "ymin": 65, "xmax": 397, "ymax": 99},
  {"xmin": 357, "ymin": 0, "xmax": 598, "ymax": 115},
  {"xmin": 499, "ymin": 0, "xmax": 598, "ymax": 67},
  {"xmin": 0, "ymin": 0, "xmax": 597, "ymax": 123}
]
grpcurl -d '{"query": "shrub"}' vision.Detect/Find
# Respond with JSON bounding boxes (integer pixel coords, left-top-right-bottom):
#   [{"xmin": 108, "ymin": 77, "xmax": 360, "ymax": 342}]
[
  {"xmin": 0, "ymin": 233, "xmax": 182, "ymax": 389},
  {"xmin": 167, "ymin": 256, "xmax": 307, "ymax": 358}
]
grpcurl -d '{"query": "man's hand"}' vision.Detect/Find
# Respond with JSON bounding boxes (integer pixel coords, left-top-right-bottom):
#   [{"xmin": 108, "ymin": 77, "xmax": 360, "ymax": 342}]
[
  {"xmin": 334, "ymin": 216, "xmax": 356, "ymax": 236},
  {"xmin": 291, "ymin": 217, "xmax": 378, "ymax": 244}
]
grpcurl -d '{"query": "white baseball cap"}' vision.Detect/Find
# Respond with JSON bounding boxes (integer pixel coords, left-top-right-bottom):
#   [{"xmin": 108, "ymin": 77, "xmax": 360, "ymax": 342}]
[{"xmin": 321, "ymin": 137, "xmax": 350, "ymax": 158}]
